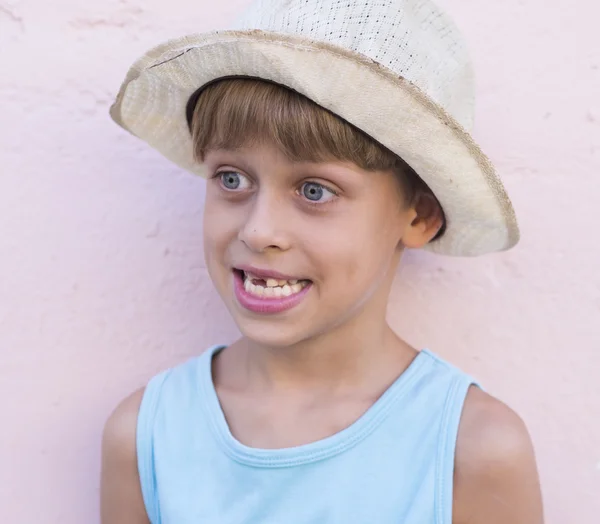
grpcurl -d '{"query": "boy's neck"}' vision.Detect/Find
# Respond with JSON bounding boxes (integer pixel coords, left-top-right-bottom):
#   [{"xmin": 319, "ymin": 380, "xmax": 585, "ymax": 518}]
[{"xmin": 221, "ymin": 317, "xmax": 417, "ymax": 395}]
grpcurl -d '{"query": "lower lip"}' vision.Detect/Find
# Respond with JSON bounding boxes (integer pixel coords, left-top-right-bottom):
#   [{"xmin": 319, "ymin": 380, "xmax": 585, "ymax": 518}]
[{"xmin": 233, "ymin": 271, "xmax": 312, "ymax": 314}]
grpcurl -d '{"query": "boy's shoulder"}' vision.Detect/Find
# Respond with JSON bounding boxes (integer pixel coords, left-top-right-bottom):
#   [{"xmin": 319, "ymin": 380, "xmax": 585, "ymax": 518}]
[
  {"xmin": 452, "ymin": 387, "xmax": 543, "ymax": 524},
  {"xmin": 100, "ymin": 388, "xmax": 148, "ymax": 522},
  {"xmin": 102, "ymin": 387, "xmax": 146, "ymax": 480},
  {"xmin": 103, "ymin": 387, "xmax": 145, "ymax": 450}
]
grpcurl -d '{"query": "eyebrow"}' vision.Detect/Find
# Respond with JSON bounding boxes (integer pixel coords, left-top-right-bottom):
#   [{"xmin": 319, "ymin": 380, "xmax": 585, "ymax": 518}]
[
  {"xmin": 295, "ymin": 161, "xmax": 368, "ymax": 182},
  {"xmin": 203, "ymin": 149, "xmax": 258, "ymax": 174}
]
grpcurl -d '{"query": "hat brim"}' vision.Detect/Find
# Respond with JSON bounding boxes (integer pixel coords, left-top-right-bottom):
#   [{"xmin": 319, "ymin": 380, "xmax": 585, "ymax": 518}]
[{"xmin": 110, "ymin": 30, "xmax": 519, "ymax": 256}]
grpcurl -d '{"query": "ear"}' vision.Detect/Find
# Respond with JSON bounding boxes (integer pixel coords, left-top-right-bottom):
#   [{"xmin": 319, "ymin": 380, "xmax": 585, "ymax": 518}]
[{"xmin": 401, "ymin": 192, "xmax": 445, "ymax": 249}]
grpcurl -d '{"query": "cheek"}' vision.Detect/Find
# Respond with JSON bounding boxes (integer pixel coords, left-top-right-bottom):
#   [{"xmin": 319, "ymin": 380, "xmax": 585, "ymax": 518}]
[
  {"xmin": 307, "ymin": 213, "xmax": 401, "ymax": 313},
  {"xmin": 307, "ymin": 220, "xmax": 397, "ymax": 293},
  {"xmin": 330, "ymin": 210, "xmax": 399, "ymax": 267}
]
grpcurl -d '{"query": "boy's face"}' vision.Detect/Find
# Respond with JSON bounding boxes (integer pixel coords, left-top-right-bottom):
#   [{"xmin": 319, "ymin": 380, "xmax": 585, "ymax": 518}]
[{"xmin": 202, "ymin": 142, "xmax": 435, "ymax": 348}]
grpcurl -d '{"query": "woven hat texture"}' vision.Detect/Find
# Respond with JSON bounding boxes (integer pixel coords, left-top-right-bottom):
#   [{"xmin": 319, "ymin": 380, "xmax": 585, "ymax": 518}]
[{"xmin": 232, "ymin": 0, "xmax": 476, "ymax": 130}]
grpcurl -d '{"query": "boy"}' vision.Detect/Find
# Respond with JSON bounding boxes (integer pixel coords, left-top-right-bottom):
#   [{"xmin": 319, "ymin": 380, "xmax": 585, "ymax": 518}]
[{"xmin": 101, "ymin": 1, "xmax": 543, "ymax": 523}]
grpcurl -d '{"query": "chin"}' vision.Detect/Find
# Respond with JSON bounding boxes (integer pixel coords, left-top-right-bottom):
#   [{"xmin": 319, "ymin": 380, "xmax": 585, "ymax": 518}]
[{"xmin": 235, "ymin": 316, "xmax": 311, "ymax": 348}]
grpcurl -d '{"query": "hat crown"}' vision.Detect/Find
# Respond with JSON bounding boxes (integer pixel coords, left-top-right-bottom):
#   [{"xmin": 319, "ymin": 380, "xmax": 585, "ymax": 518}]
[{"xmin": 231, "ymin": 0, "xmax": 475, "ymax": 130}]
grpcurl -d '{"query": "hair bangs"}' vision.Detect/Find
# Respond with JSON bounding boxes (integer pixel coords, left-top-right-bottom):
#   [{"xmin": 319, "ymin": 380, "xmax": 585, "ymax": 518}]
[{"xmin": 190, "ymin": 78, "xmax": 402, "ymax": 171}]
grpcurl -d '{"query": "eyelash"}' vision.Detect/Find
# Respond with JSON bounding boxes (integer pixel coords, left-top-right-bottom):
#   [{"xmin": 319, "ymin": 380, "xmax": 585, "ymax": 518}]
[
  {"xmin": 213, "ymin": 170, "xmax": 339, "ymax": 207},
  {"xmin": 214, "ymin": 170, "xmax": 252, "ymax": 192},
  {"xmin": 297, "ymin": 183, "xmax": 339, "ymax": 207}
]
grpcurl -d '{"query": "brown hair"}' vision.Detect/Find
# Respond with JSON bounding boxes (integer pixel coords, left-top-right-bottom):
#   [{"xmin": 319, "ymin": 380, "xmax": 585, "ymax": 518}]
[{"xmin": 189, "ymin": 78, "xmax": 444, "ymax": 234}]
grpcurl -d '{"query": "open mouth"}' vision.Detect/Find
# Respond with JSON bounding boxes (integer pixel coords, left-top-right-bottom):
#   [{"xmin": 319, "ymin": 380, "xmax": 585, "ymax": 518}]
[{"xmin": 235, "ymin": 269, "xmax": 311, "ymax": 298}]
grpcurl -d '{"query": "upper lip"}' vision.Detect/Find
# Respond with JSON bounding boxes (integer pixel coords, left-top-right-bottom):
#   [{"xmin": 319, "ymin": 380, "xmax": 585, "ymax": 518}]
[{"xmin": 235, "ymin": 264, "xmax": 307, "ymax": 281}]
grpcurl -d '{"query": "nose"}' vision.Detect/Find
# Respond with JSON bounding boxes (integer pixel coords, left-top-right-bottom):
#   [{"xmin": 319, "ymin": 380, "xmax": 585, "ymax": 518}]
[{"xmin": 238, "ymin": 190, "xmax": 291, "ymax": 253}]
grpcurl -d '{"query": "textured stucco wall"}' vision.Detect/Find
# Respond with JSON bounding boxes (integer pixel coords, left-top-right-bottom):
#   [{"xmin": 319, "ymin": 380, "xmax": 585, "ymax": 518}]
[{"xmin": 1, "ymin": 0, "xmax": 598, "ymax": 522}]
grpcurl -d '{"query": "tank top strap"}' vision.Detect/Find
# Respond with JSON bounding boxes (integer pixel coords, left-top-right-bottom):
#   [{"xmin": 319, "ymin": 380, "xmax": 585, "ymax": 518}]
[
  {"xmin": 136, "ymin": 345, "xmax": 224, "ymax": 524},
  {"xmin": 137, "ymin": 369, "xmax": 171, "ymax": 524},
  {"xmin": 422, "ymin": 350, "xmax": 479, "ymax": 524}
]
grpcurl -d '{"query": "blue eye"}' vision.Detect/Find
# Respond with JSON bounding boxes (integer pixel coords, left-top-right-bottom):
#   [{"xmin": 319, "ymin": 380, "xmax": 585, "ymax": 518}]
[
  {"xmin": 301, "ymin": 182, "xmax": 336, "ymax": 203},
  {"xmin": 218, "ymin": 171, "xmax": 250, "ymax": 191}
]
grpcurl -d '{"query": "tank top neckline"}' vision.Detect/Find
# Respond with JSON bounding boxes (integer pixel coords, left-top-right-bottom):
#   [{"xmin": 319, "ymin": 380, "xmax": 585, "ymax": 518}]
[{"xmin": 198, "ymin": 344, "xmax": 436, "ymax": 468}]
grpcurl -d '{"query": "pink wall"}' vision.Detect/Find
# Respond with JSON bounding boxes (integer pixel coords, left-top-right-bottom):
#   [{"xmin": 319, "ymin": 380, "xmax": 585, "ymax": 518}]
[{"xmin": 1, "ymin": 0, "xmax": 598, "ymax": 522}]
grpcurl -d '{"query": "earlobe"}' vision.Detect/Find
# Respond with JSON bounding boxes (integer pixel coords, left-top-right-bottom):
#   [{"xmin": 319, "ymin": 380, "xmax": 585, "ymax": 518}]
[{"xmin": 401, "ymin": 221, "xmax": 438, "ymax": 250}]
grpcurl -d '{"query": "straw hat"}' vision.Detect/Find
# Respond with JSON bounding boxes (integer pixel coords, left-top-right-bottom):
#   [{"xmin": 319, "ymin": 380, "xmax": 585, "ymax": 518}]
[{"xmin": 110, "ymin": 0, "xmax": 519, "ymax": 256}]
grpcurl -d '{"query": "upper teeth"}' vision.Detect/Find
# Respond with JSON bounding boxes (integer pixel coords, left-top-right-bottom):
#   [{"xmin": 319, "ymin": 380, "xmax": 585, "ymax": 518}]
[
  {"xmin": 246, "ymin": 272, "xmax": 298, "ymax": 287},
  {"xmin": 243, "ymin": 272, "xmax": 306, "ymax": 298},
  {"xmin": 266, "ymin": 278, "xmax": 297, "ymax": 287}
]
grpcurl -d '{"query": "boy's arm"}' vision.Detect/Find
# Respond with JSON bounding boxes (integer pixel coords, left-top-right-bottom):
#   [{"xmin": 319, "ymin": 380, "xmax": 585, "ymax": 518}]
[
  {"xmin": 100, "ymin": 389, "xmax": 150, "ymax": 524},
  {"xmin": 453, "ymin": 387, "xmax": 544, "ymax": 524}
]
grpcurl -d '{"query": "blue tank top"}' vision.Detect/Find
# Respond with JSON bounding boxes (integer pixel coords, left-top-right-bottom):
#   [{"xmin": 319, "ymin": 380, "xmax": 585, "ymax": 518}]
[{"xmin": 137, "ymin": 345, "xmax": 477, "ymax": 524}]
